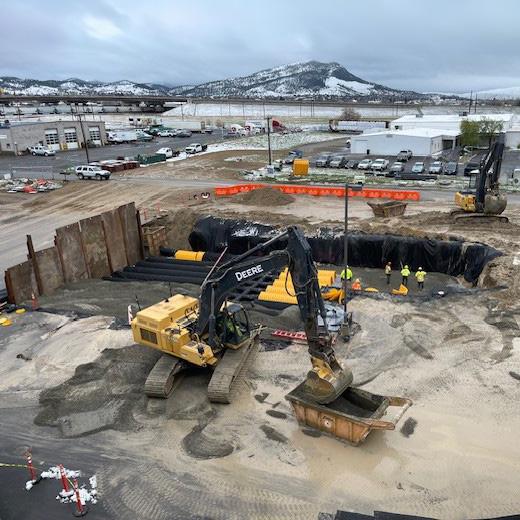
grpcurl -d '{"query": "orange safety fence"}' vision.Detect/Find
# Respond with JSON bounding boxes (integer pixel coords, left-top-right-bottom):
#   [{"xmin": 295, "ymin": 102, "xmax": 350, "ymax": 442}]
[{"xmin": 214, "ymin": 184, "xmax": 420, "ymax": 201}]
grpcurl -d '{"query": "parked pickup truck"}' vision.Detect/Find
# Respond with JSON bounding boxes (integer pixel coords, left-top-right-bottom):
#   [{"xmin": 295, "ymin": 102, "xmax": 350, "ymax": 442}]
[
  {"xmin": 185, "ymin": 143, "xmax": 208, "ymax": 154},
  {"xmin": 283, "ymin": 149, "xmax": 303, "ymax": 164},
  {"xmin": 396, "ymin": 150, "xmax": 413, "ymax": 161},
  {"xmin": 156, "ymin": 147, "xmax": 180, "ymax": 159},
  {"xmin": 28, "ymin": 145, "xmax": 56, "ymax": 156},
  {"xmin": 75, "ymin": 165, "xmax": 111, "ymax": 180}
]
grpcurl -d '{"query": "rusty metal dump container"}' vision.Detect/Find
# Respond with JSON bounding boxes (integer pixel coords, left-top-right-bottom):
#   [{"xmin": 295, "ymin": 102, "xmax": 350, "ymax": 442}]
[
  {"xmin": 367, "ymin": 200, "xmax": 407, "ymax": 218},
  {"xmin": 286, "ymin": 383, "xmax": 412, "ymax": 446}
]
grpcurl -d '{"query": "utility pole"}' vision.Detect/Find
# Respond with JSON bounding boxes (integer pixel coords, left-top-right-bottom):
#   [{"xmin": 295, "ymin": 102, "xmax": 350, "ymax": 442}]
[
  {"xmin": 340, "ymin": 182, "xmax": 362, "ymax": 340},
  {"xmin": 76, "ymin": 106, "xmax": 90, "ymax": 164},
  {"xmin": 266, "ymin": 115, "xmax": 272, "ymax": 165},
  {"xmin": 468, "ymin": 91, "xmax": 473, "ymax": 114}
]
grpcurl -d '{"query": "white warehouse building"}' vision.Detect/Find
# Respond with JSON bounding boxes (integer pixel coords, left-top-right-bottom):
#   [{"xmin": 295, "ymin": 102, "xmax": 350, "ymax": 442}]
[
  {"xmin": 390, "ymin": 113, "xmax": 520, "ymax": 148},
  {"xmin": 350, "ymin": 128, "xmax": 461, "ymax": 156}
]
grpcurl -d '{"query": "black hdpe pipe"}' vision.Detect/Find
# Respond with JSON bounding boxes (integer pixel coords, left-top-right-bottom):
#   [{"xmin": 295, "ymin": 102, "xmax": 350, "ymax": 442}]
[
  {"xmin": 145, "ymin": 257, "xmax": 211, "ymax": 267},
  {"xmin": 136, "ymin": 261, "xmax": 211, "ymax": 273},
  {"xmin": 112, "ymin": 271, "xmax": 204, "ymax": 283},
  {"xmin": 123, "ymin": 266, "xmax": 206, "ymax": 282}
]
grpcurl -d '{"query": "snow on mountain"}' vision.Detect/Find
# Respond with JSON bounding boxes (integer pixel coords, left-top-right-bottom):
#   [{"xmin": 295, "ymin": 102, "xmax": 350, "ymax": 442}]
[
  {"xmin": 0, "ymin": 77, "xmax": 167, "ymax": 96},
  {"xmin": 0, "ymin": 62, "xmax": 425, "ymax": 100},
  {"xmin": 171, "ymin": 61, "xmax": 424, "ymax": 100},
  {"xmin": 464, "ymin": 86, "xmax": 520, "ymax": 100}
]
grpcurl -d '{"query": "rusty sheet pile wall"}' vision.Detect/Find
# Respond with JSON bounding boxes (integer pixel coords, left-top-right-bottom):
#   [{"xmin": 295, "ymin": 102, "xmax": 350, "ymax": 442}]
[{"xmin": 4, "ymin": 202, "xmax": 143, "ymax": 304}]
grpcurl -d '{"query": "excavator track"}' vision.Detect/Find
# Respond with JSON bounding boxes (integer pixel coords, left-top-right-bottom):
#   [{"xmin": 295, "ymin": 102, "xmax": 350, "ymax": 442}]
[
  {"xmin": 453, "ymin": 213, "xmax": 509, "ymax": 223},
  {"xmin": 207, "ymin": 335, "xmax": 259, "ymax": 404},
  {"xmin": 145, "ymin": 354, "xmax": 186, "ymax": 398}
]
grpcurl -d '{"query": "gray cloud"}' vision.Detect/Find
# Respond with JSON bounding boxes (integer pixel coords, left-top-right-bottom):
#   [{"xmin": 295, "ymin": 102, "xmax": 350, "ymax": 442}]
[{"xmin": 1, "ymin": 0, "xmax": 519, "ymax": 92}]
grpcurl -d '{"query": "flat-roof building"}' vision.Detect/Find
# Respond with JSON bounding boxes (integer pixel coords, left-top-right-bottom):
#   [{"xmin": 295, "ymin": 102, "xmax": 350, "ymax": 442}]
[
  {"xmin": 0, "ymin": 120, "xmax": 107, "ymax": 155},
  {"xmin": 390, "ymin": 113, "xmax": 516, "ymax": 132},
  {"xmin": 350, "ymin": 128, "xmax": 460, "ymax": 156}
]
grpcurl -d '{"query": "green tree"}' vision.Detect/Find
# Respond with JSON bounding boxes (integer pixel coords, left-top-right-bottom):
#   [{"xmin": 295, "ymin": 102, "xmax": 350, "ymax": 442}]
[
  {"xmin": 478, "ymin": 117, "xmax": 503, "ymax": 146},
  {"xmin": 460, "ymin": 120, "xmax": 480, "ymax": 147}
]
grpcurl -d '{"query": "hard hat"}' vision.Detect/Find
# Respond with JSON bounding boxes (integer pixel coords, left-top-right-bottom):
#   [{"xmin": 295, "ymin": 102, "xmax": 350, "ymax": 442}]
[
  {"xmin": 355, "ymin": 278, "xmax": 360, "ymax": 282},
  {"xmin": 404, "ymin": 265, "xmax": 409, "ymax": 269},
  {"xmin": 418, "ymin": 267, "xmax": 423, "ymax": 270}
]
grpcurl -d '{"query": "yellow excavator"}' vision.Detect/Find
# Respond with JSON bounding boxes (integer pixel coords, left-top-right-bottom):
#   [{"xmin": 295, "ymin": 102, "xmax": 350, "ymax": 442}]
[
  {"xmin": 131, "ymin": 226, "xmax": 353, "ymax": 404},
  {"xmin": 454, "ymin": 133, "xmax": 508, "ymax": 222}
]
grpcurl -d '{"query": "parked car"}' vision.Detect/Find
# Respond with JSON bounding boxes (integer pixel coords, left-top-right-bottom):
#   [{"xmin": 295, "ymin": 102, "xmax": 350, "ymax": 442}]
[
  {"xmin": 75, "ymin": 165, "xmax": 111, "ymax": 180},
  {"xmin": 411, "ymin": 161, "xmax": 425, "ymax": 174},
  {"xmin": 315, "ymin": 154, "xmax": 333, "ymax": 167},
  {"xmin": 357, "ymin": 159, "xmax": 373, "ymax": 170},
  {"xmin": 177, "ymin": 130, "xmax": 192, "ymax": 138},
  {"xmin": 464, "ymin": 161, "xmax": 480, "ymax": 176},
  {"xmin": 283, "ymin": 150, "xmax": 303, "ymax": 164},
  {"xmin": 156, "ymin": 147, "xmax": 175, "ymax": 159},
  {"xmin": 28, "ymin": 145, "xmax": 55, "ymax": 156},
  {"xmin": 345, "ymin": 159, "xmax": 359, "ymax": 169},
  {"xmin": 444, "ymin": 161, "xmax": 458, "ymax": 176},
  {"xmin": 185, "ymin": 143, "xmax": 208, "ymax": 154},
  {"xmin": 428, "ymin": 161, "xmax": 444, "ymax": 174},
  {"xmin": 388, "ymin": 161, "xmax": 404, "ymax": 176},
  {"xmin": 371, "ymin": 158, "xmax": 389, "ymax": 171},
  {"xmin": 136, "ymin": 130, "xmax": 153, "ymax": 141},
  {"xmin": 329, "ymin": 155, "xmax": 347, "ymax": 168},
  {"xmin": 397, "ymin": 150, "xmax": 413, "ymax": 161},
  {"xmin": 157, "ymin": 130, "xmax": 176, "ymax": 137}
]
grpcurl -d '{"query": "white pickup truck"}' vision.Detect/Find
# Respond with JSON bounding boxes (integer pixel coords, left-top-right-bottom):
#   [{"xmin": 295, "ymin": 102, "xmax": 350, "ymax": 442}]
[
  {"xmin": 75, "ymin": 165, "xmax": 111, "ymax": 180},
  {"xmin": 185, "ymin": 143, "xmax": 208, "ymax": 154},
  {"xmin": 28, "ymin": 145, "xmax": 56, "ymax": 156}
]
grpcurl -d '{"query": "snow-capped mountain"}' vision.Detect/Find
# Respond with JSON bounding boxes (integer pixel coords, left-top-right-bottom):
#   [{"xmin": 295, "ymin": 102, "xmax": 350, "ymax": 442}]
[
  {"xmin": 171, "ymin": 61, "xmax": 425, "ymax": 100},
  {"xmin": 463, "ymin": 86, "xmax": 520, "ymax": 100},
  {"xmin": 0, "ymin": 77, "xmax": 168, "ymax": 96},
  {"xmin": 0, "ymin": 62, "xmax": 426, "ymax": 100}
]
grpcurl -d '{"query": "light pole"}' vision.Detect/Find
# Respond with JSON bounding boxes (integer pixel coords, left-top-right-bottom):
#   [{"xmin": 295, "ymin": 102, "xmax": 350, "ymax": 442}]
[
  {"xmin": 340, "ymin": 181, "xmax": 362, "ymax": 340},
  {"xmin": 266, "ymin": 115, "xmax": 272, "ymax": 166}
]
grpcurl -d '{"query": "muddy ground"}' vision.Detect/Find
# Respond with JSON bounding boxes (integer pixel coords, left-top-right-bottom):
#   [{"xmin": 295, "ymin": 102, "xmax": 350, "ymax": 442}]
[{"xmin": 1, "ymin": 137, "xmax": 520, "ymax": 519}]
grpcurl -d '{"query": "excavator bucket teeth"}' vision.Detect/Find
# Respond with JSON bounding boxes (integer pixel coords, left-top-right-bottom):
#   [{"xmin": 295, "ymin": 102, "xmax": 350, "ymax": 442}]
[{"xmin": 301, "ymin": 366, "xmax": 354, "ymax": 405}]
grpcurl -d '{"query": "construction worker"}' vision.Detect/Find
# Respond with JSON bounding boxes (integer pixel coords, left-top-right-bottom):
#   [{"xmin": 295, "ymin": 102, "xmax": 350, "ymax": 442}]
[
  {"xmin": 401, "ymin": 264, "xmax": 410, "ymax": 286},
  {"xmin": 384, "ymin": 262, "xmax": 392, "ymax": 285},
  {"xmin": 351, "ymin": 278, "xmax": 362, "ymax": 291},
  {"xmin": 415, "ymin": 267, "xmax": 427, "ymax": 290},
  {"xmin": 340, "ymin": 266, "xmax": 353, "ymax": 282}
]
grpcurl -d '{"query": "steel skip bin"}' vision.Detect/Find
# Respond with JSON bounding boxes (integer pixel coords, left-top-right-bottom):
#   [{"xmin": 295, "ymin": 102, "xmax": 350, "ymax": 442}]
[{"xmin": 286, "ymin": 383, "xmax": 412, "ymax": 446}]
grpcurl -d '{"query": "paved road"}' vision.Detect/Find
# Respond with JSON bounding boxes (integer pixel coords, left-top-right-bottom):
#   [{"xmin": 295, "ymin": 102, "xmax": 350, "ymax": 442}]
[{"xmin": 0, "ymin": 133, "xmax": 224, "ymax": 178}]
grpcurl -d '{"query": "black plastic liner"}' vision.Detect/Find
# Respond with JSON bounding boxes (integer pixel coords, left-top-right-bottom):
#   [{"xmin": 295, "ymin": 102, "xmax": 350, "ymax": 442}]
[{"xmin": 188, "ymin": 216, "xmax": 502, "ymax": 284}]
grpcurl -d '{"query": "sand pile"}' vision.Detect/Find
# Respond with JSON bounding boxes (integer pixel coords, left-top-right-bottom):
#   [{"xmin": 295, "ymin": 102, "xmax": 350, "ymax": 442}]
[{"xmin": 230, "ymin": 188, "xmax": 295, "ymax": 207}]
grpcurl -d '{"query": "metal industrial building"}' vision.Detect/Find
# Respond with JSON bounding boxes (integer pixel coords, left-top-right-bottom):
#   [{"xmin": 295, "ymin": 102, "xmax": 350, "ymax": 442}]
[
  {"xmin": 390, "ymin": 113, "xmax": 520, "ymax": 148},
  {"xmin": 350, "ymin": 128, "xmax": 460, "ymax": 156},
  {"xmin": 0, "ymin": 120, "xmax": 107, "ymax": 154}
]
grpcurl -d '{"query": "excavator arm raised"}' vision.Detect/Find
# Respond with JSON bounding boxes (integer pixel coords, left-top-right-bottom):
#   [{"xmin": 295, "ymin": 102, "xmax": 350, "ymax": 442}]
[{"xmin": 197, "ymin": 226, "xmax": 353, "ymax": 404}]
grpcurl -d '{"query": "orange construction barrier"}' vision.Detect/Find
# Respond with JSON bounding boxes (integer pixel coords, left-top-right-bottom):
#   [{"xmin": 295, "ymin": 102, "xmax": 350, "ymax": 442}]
[{"xmin": 215, "ymin": 184, "xmax": 420, "ymax": 201}]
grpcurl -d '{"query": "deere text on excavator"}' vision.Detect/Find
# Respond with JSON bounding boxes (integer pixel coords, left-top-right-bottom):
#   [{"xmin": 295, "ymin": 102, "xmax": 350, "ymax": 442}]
[{"xmin": 131, "ymin": 226, "xmax": 353, "ymax": 404}]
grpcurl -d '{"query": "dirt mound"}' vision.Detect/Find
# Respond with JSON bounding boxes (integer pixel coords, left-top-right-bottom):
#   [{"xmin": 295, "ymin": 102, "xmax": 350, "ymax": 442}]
[{"xmin": 229, "ymin": 188, "xmax": 295, "ymax": 207}]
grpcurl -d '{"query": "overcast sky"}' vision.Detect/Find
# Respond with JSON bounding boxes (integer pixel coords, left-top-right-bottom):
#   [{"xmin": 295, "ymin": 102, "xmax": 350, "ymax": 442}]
[{"xmin": 2, "ymin": 0, "xmax": 519, "ymax": 93}]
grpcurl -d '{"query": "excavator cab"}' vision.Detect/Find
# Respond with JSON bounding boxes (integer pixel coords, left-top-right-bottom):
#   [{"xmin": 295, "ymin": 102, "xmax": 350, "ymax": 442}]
[{"xmin": 217, "ymin": 303, "xmax": 252, "ymax": 349}]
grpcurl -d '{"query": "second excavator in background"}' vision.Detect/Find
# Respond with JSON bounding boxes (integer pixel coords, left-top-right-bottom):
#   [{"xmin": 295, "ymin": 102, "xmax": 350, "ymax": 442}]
[{"xmin": 454, "ymin": 133, "xmax": 508, "ymax": 222}]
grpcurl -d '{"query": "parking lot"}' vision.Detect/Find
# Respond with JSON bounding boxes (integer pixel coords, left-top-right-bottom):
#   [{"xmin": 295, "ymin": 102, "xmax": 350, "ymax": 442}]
[
  {"xmin": 307, "ymin": 142, "xmax": 520, "ymax": 181},
  {"xmin": 0, "ymin": 132, "xmax": 223, "ymax": 178}
]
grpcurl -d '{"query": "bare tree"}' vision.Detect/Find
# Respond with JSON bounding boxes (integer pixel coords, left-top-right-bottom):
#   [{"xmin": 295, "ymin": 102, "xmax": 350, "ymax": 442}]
[{"xmin": 340, "ymin": 107, "xmax": 361, "ymax": 121}]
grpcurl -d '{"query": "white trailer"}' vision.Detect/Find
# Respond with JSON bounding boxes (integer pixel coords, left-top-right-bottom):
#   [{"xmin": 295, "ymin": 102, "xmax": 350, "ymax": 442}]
[{"xmin": 107, "ymin": 130, "xmax": 138, "ymax": 143}]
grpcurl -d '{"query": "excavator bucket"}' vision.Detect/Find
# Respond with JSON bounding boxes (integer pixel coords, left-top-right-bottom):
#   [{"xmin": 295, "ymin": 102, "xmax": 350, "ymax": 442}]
[{"xmin": 301, "ymin": 363, "xmax": 354, "ymax": 405}]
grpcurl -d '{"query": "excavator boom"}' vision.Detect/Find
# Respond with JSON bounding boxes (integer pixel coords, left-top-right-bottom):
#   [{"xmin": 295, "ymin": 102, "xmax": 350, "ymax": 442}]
[{"xmin": 197, "ymin": 226, "xmax": 353, "ymax": 404}]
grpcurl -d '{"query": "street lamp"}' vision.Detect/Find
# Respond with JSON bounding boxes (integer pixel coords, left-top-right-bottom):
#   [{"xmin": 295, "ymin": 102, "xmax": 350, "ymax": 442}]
[{"xmin": 340, "ymin": 181, "xmax": 362, "ymax": 340}]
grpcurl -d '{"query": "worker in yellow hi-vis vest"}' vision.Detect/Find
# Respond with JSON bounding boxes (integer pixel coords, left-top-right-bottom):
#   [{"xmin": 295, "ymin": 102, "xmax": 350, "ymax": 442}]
[
  {"xmin": 415, "ymin": 267, "xmax": 427, "ymax": 290},
  {"xmin": 400, "ymin": 265, "xmax": 410, "ymax": 286},
  {"xmin": 340, "ymin": 266, "xmax": 353, "ymax": 282}
]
